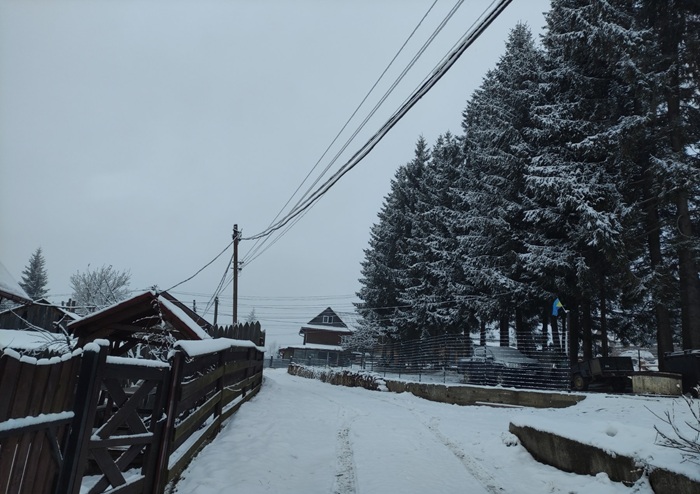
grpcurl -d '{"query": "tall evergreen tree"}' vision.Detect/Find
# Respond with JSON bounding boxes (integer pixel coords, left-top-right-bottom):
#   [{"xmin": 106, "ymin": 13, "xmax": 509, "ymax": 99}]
[
  {"xmin": 525, "ymin": 0, "xmax": 641, "ymax": 361},
  {"xmin": 398, "ymin": 132, "xmax": 467, "ymax": 337},
  {"xmin": 19, "ymin": 247, "xmax": 49, "ymax": 300},
  {"xmin": 460, "ymin": 23, "xmax": 545, "ymax": 350},
  {"xmin": 356, "ymin": 137, "xmax": 430, "ymax": 342},
  {"xmin": 639, "ymin": 0, "xmax": 700, "ymax": 349}
]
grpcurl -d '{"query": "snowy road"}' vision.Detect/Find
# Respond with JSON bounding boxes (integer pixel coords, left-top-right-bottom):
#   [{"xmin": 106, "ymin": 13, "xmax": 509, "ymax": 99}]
[{"xmin": 172, "ymin": 369, "xmax": 648, "ymax": 494}]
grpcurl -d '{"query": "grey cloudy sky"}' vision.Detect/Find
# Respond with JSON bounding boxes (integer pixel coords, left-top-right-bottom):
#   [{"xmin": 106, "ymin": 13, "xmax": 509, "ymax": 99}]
[{"xmin": 0, "ymin": 0, "xmax": 550, "ymax": 349}]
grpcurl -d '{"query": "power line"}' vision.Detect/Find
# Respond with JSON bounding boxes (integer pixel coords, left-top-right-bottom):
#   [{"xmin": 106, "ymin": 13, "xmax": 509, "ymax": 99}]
[
  {"xmin": 242, "ymin": 0, "xmax": 513, "ymax": 245},
  {"xmin": 241, "ymin": 0, "xmax": 441, "ymax": 266},
  {"xmin": 165, "ymin": 240, "xmax": 234, "ymax": 292}
]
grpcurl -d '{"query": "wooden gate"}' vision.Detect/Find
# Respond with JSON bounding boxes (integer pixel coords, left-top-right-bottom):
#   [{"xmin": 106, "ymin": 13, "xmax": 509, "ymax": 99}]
[
  {"xmin": 0, "ymin": 348, "xmax": 83, "ymax": 494},
  {"xmin": 57, "ymin": 345, "xmax": 172, "ymax": 494}
]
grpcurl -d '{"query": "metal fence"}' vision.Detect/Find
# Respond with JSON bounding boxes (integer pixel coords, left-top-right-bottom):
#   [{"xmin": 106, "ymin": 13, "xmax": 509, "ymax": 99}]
[{"xmin": 280, "ymin": 334, "xmax": 571, "ymax": 391}]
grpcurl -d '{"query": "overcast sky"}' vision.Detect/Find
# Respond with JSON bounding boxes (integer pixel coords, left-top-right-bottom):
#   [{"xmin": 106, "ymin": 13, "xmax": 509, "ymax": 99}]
[{"xmin": 0, "ymin": 0, "xmax": 551, "ymax": 349}]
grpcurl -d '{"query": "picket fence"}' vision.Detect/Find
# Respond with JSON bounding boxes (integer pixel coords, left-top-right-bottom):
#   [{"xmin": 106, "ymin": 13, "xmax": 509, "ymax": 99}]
[{"xmin": 0, "ymin": 339, "xmax": 264, "ymax": 494}]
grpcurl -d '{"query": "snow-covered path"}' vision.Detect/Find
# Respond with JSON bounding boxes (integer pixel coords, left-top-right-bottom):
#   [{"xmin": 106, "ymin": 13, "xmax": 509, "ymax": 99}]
[{"xmin": 172, "ymin": 369, "xmax": 650, "ymax": 494}]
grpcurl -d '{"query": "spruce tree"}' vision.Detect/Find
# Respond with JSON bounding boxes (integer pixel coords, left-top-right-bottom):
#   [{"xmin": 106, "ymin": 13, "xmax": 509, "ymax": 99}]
[
  {"xmin": 460, "ymin": 23, "xmax": 545, "ymax": 350},
  {"xmin": 398, "ymin": 132, "xmax": 466, "ymax": 337},
  {"xmin": 356, "ymin": 137, "xmax": 430, "ymax": 342},
  {"xmin": 19, "ymin": 247, "xmax": 49, "ymax": 300},
  {"xmin": 525, "ymin": 0, "xmax": 641, "ymax": 361}
]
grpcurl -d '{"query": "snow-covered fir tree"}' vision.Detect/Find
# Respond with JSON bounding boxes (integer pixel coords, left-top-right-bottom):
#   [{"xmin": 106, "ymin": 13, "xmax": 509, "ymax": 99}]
[
  {"xmin": 398, "ymin": 132, "xmax": 468, "ymax": 338},
  {"xmin": 460, "ymin": 22, "xmax": 546, "ymax": 351},
  {"xmin": 19, "ymin": 247, "xmax": 49, "ymax": 300},
  {"xmin": 356, "ymin": 137, "xmax": 430, "ymax": 342}
]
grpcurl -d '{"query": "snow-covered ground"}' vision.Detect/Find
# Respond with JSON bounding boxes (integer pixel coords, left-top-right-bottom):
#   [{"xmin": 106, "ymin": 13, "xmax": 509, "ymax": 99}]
[{"xmin": 173, "ymin": 368, "xmax": 697, "ymax": 494}]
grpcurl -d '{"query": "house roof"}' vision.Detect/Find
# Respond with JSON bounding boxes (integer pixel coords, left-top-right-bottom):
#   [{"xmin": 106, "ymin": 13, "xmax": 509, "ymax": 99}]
[
  {"xmin": 68, "ymin": 290, "xmax": 211, "ymax": 348},
  {"xmin": 0, "ymin": 261, "xmax": 31, "ymax": 304},
  {"xmin": 299, "ymin": 307, "xmax": 354, "ymax": 336}
]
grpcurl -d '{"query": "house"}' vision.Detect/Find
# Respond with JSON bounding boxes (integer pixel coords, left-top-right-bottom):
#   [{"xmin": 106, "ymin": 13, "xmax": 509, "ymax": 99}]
[
  {"xmin": 279, "ymin": 307, "xmax": 354, "ymax": 365},
  {"xmin": 68, "ymin": 290, "xmax": 211, "ymax": 358},
  {"xmin": 0, "ymin": 260, "xmax": 31, "ymax": 305},
  {"xmin": 0, "ymin": 298, "xmax": 80, "ymax": 333}
]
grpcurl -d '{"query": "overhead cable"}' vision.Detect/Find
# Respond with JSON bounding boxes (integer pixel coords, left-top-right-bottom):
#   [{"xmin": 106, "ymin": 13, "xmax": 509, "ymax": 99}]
[{"xmin": 243, "ymin": 0, "xmax": 514, "ymax": 243}]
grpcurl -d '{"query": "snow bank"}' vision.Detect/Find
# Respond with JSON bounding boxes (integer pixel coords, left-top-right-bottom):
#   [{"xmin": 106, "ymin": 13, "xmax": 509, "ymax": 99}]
[{"xmin": 288, "ymin": 364, "xmax": 387, "ymax": 391}]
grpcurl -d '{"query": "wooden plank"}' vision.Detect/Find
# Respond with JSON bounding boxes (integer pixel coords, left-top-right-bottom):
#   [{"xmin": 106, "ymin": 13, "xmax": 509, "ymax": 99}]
[
  {"xmin": 51, "ymin": 353, "xmax": 78, "ymax": 414},
  {"xmin": 167, "ymin": 416, "xmax": 222, "ymax": 485},
  {"xmin": 9, "ymin": 359, "xmax": 35, "ymax": 419},
  {"xmin": 172, "ymin": 390, "xmax": 221, "ymax": 450},
  {"xmin": 0, "ymin": 415, "xmax": 73, "ymax": 438},
  {"xmin": 40, "ymin": 356, "xmax": 68, "ymax": 414},
  {"xmin": 89, "ymin": 443, "xmax": 147, "ymax": 493},
  {"xmin": 90, "ymin": 447, "xmax": 127, "ymax": 491},
  {"xmin": 103, "ymin": 362, "xmax": 169, "ymax": 381},
  {"xmin": 179, "ymin": 365, "xmax": 224, "ymax": 402},
  {"xmin": 104, "ymin": 476, "xmax": 145, "ymax": 494},
  {"xmin": 27, "ymin": 362, "xmax": 51, "ymax": 417},
  {"xmin": 90, "ymin": 432, "xmax": 153, "ymax": 449},
  {"xmin": 96, "ymin": 378, "xmax": 155, "ymax": 439},
  {"xmin": 23, "ymin": 429, "xmax": 50, "ymax": 494},
  {"xmin": 0, "ymin": 436, "xmax": 18, "ymax": 493},
  {"xmin": 221, "ymin": 383, "xmax": 261, "ymax": 422},
  {"xmin": 8, "ymin": 430, "xmax": 35, "ymax": 493},
  {"xmin": 0, "ymin": 353, "xmax": 20, "ymax": 421}
]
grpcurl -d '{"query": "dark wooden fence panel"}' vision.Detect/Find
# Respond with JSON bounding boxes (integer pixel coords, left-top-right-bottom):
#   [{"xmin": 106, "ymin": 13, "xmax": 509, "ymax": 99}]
[
  {"xmin": 0, "ymin": 348, "xmax": 83, "ymax": 494},
  {"xmin": 2, "ymin": 339, "xmax": 264, "ymax": 494},
  {"xmin": 159, "ymin": 342, "xmax": 263, "ymax": 490}
]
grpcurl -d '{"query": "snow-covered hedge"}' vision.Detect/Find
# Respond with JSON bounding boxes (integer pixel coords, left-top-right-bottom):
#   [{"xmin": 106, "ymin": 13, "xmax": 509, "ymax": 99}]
[{"xmin": 288, "ymin": 364, "xmax": 387, "ymax": 391}]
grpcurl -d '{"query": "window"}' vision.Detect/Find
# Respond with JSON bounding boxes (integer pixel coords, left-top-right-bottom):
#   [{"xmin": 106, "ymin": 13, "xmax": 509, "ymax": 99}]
[{"xmin": 323, "ymin": 315, "xmax": 334, "ymax": 324}]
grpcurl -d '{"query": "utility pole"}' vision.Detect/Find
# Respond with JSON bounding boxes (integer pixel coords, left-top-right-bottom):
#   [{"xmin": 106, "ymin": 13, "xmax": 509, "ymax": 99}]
[
  {"xmin": 213, "ymin": 296, "xmax": 219, "ymax": 327},
  {"xmin": 233, "ymin": 224, "xmax": 240, "ymax": 325}
]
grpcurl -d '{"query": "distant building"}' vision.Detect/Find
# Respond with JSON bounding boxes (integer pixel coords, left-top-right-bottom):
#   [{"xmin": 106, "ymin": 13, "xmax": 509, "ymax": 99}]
[
  {"xmin": 0, "ymin": 299, "xmax": 80, "ymax": 333},
  {"xmin": 279, "ymin": 307, "xmax": 354, "ymax": 365}
]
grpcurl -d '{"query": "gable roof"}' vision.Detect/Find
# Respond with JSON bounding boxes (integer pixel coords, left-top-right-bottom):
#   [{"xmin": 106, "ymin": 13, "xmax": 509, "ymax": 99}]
[
  {"xmin": 0, "ymin": 261, "xmax": 31, "ymax": 304},
  {"xmin": 69, "ymin": 290, "xmax": 211, "ymax": 348},
  {"xmin": 300, "ymin": 307, "xmax": 352, "ymax": 335}
]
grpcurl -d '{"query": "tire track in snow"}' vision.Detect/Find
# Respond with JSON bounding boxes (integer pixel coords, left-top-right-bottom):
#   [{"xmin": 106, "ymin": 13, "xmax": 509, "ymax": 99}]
[
  {"xmin": 332, "ymin": 424, "xmax": 357, "ymax": 494},
  {"xmin": 300, "ymin": 386, "xmax": 358, "ymax": 494},
  {"xmin": 352, "ymin": 391, "xmax": 506, "ymax": 493},
  {"xmin": 426, "ymin": 416, "xmax": 505, "ymax": 494}
]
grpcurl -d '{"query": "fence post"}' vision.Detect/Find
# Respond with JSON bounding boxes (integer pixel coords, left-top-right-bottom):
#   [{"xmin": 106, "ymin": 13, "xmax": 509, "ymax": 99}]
[
  {"xmin": 152, "ymin": 350, "xmax": 184, "ymax": 494},
  {"xmin": 55, "ymin": 342, "xmax": 108, "ymax": 494}
]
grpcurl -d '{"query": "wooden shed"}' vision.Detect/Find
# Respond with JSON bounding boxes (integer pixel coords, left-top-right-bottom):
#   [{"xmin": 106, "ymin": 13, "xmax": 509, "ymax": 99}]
[
  {"xmin": 0, "ymin": 299, "xmax": 80, "ymax": 333},
  {"xmin": 68, "ymin": 290, "xmax": 210, "ymax": 357}
]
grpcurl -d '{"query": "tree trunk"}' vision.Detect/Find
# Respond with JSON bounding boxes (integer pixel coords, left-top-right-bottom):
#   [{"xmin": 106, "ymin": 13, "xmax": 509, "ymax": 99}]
[
  {"xmin": 479, "ymin": 318, "xmax": 487, "ymax": 346},
  {"xmin": 676, "ymin": 189, "xmax": 700, "ymax": 349},
  {"xmin": 599, "ymin": 279, "xmax": 609, "ymax": 357},
  {"xmin": 642, "ymin": 172, "xmax": 674, "ymax": 366},
  {"xmin": 568, "ymin": 305, "xmax": 579, "ymax": 366},
  {"xmin": 659, "ymin": 3, "xmax": 700, "ymax": 349},
  {"xmin": 550, "ymin": 314, "xmax": 561, "ymax": 352},
  {"xmin": 515, "ymin": 308, "xmax": 529, "ymax": 353},
  {"xmin": 581, "ymin": 300, "xmax": 593, "ymax": 360},
  {"xmin": 499, "ymin": 312, "xmax": 510, "ymax": 347}
]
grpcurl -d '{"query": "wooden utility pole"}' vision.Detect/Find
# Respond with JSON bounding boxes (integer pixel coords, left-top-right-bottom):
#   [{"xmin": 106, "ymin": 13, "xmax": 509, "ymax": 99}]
[
  {"xmin": 233, "ymin": 224, "xmax": 240, "ymax": 324},
  {"xmin": 213, "ymin": 296, "xmax": 219, "ymax": 326}
]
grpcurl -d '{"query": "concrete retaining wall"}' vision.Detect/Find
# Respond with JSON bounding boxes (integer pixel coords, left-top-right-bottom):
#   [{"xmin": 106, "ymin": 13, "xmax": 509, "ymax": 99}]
[
  {"xmin": 384, "ymin": 380, "xmax": 585, "ymax": 409},
  {"xmin": 509, "ymin": 423, "xmax": 700, "ymax": 494}
]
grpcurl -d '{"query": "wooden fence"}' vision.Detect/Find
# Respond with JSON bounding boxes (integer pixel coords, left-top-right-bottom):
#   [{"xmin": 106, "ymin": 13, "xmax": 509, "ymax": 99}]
[
  {"xmin": 208, "ymin": 322, "xmax": 265, "ymax": 347},
  {"xmin": 0, "ymin": 348, "xmax": 83, "ymax": 494},
  {"xmin": 0, "ymin": 339, "xmax": 264, "ymax": 494}
]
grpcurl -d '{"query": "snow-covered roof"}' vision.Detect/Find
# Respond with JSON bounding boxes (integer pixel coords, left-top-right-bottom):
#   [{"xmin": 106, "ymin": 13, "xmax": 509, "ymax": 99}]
[
  {"xmin": 68, "ymin": 290, "xmax": 212, "ymax": 347},
  {"xmin": 0, "ymin": 329, "xmax": 74, "ymax": 351},
  {"xmin": 0, "ymin": 261, "xmax": 31, "ymax": 304},
  {"xmin": 282, "ymin": 343, "xmax": 346, "ymax": 352},
  {"xmin": 300, "ymin": 323, "xmax": 353, "ymax": 333}
]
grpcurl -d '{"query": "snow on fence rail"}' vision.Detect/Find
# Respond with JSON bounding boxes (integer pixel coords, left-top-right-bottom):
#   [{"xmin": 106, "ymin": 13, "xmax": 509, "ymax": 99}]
[{"xmin": 0, "ymin": 339, "xmax": 264, "ymax": 494}]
